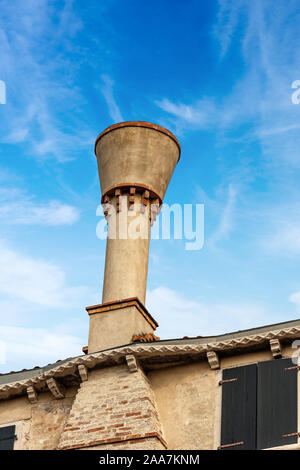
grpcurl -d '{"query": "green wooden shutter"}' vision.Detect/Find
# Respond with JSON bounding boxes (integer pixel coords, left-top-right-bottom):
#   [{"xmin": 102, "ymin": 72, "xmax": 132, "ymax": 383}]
[
  {"xmin": 257, "ymin": 357, "xmax": 298, "ymax": 449},
  {"xmin": 220, "ymin": 364, "xmax": 257, "ymax": 450},
  {"xmin": 0, "ymin": 425, "xmax": 16, "ymax": 450}
]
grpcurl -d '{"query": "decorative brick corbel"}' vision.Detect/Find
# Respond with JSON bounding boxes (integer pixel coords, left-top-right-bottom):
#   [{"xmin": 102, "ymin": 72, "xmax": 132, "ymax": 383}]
[
  {"xmin": 46, "ymin": 378, "xmax": 65, "ymax": 399},
  {"xmin": 269, "ymin": 338, "xmax": 282, "ymax": 358},
  {"xmin": 129, "ymin": 187, "xmax": 136, "ymax": 210},
  {"xmin": 150, "ymin": 199, "xmax": 160, "ymax": 225},
  {"xmin": 78, "ymin": 364, "xmax": 88, "ymax": 382},
  {"xmin": 142, "ymin": 190, "xmax": 150, "ymax": 206},
  {"xmin": 27, "ymin": 385, "xmax": 38, "ymax": 404},
  {"xmin": 139, "ymin": 190, "xmax": 149, "ymax": 214},
  {"xmin": 125, "ymin": 354, "xmax": 139, "ymax": 373},
  {"xmin": 115, "ymin": 188, "xmax": 122, "ymax": 213},
  {"xmin": 206, "ymin": 351, "xmax": 220, "ymax": 370},
  {"xmin": 102, "ymin": 195, "xmax": 111, "ymax": 219}
]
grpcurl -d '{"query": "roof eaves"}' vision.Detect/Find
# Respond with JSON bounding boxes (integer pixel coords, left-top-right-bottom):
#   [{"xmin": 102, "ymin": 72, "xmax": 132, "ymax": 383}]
[{"xmin": 0, "ymin": 321, "xmax": 300, "ymax": 400}]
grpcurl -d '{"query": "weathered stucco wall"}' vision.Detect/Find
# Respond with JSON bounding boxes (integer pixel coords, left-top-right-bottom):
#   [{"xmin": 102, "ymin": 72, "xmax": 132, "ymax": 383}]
[
  {"xmin": 148, "ymin": 346, "xmax": 296, "ymax": 450},
  {"xmin": 148, "ymin": 361, "xmax": 217, "ymax": 450},
  {"xmin": 0, "ymin": 395, "xmax": 31, "ymax": 424},
  {"xmin": 0, "ymin": 388, "xmax": 77, "ymax": 450},
  {"xmin": 29, "ymin": 389, "xmax": 77, "ymax": 450}
]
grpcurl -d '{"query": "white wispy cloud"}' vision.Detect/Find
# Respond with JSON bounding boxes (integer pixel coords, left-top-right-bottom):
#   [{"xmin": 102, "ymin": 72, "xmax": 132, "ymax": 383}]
[
  {"xmin": 0, "ymin": 240, "xmax": 90, "ymax": 308},
  {"xmin": 155, "ymin": 0, "xmax": 300, "ymax": 169},
  {"xmin": 0, "ymin": 0, "xmax": 94, "ymax": 162},
  {"xmin": 154, "ymin": 0, "xmax": 300, "ymax": 261},
  {"xmin": 195, "ymin": 183, "xmax": 240, "ymax": 251},
  {"xmin": 214, "ymin": 0, "xmax": 245, "ymax": 58},
  {"xmin": 0, "ymin": 324, "xmax": 83, "ymax": 372},
  {"xmin": 155, "ymin": 98, "xmax": 217, "ymax": 128},
  {"xmin": 0, "ymin": 232, "xmax": 95, "ymax": 371},
  {"xmin": 208, "ymin": 184, "xmax": 237, "ymax": 249},
  {"xmin": 147, "ymin": 286, "xmax": 271, "ymax": 339},
  {"xmin": 289, "ymin": 290, "xmax": 300, "ymax": 310},
  {"xmin": 0, "ymin": 187, "xmax": 80, "ymax": 226},
  {"xmin": 100, "ymin": 74, "xmax": 124, "ymax": 123},
  {"xmin": 259, "ymin": 202, "xmax": 300, "ymax": 256},
  {"xmin": 202, "ymin": 187, "xmax": 300, "ymax": 258},
  {"xmin": 57, "ymin": 0, "xmax": 83, "ymax": 38}
]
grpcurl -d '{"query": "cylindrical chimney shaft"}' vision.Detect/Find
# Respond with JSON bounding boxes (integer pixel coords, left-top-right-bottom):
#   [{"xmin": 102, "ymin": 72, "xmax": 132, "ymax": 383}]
[
  {"xmin": 95, "ymin": 122, "xmax": 180, "ymax": 305},
  {"xmin": 87, "ymin": 122, "xmax": 180, "ymax": 354}
]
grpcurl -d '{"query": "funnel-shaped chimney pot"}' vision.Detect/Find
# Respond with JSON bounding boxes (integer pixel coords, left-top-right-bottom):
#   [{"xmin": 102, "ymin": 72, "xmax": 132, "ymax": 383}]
[{"xmin": 87, "ymin": 121, "xmax": 180, "ymax": 353}]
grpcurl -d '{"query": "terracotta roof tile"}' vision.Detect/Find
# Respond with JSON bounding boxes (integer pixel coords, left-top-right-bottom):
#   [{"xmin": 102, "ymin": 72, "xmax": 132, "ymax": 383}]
[{"xmin": 132, "ymin": 333, "xmax": 160, "ymax": 343}]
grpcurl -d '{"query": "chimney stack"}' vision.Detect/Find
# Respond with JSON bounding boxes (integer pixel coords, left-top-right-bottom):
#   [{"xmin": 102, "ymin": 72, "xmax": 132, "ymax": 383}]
[{"xmin": 87, "ymin": 121, "xmax": 180, "ymax": 353}]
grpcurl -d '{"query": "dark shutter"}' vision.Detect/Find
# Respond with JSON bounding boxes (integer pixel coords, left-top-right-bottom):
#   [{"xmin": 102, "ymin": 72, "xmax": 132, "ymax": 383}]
[
  {"xmin": 221, "ymin": 364, "xmax": 257, "ymax": 450},
  {"xmin": 0, "ymin": 425, "xmax": 16, "ymax": 450},
  {"xmin": 257, "ymin": 358, "xmax": 297, "ymax": 449}
]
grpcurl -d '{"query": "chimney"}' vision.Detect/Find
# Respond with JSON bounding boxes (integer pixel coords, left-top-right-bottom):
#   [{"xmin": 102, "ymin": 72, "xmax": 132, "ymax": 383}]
[{"xmin": 87, "ymin": 121, "xmax": 180, "ymax": 353}]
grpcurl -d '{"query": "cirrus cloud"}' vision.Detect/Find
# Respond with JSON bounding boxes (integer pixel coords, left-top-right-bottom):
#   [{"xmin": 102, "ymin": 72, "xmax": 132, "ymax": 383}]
[
  {"xmin": 0, "ymin": 187, "xmax": 79, "ymax": 226},
  {"xmin": 0, "ymin": 239, "xmax": 90, "ymax": 308}
]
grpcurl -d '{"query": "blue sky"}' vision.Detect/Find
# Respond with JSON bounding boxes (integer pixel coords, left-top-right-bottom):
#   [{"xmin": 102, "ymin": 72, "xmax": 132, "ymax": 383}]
[{"xmin": 1, "ymin": 0, "xmax": 300, "ymax": 372}]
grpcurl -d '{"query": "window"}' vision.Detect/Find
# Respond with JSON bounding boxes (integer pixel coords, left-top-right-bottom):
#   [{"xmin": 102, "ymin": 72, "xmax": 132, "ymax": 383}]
[
  {"xmin": 220, "ymin": 358, "xmax": 298, "ymax": 450},
  {"xmin": 0, "ymin": 425, "xmax": 16, "ymax": 450}
]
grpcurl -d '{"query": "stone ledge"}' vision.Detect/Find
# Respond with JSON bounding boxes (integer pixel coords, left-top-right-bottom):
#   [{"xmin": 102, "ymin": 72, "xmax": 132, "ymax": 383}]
[{"xmin": 86, "ymin": 297, "xmax": 158, "ymax": 330}]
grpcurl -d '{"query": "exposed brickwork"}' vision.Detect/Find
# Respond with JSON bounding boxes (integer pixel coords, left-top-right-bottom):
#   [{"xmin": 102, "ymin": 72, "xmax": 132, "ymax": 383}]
[{"xmin": 57, "ymin": 364, "xmax": 166, "ymax": 450}]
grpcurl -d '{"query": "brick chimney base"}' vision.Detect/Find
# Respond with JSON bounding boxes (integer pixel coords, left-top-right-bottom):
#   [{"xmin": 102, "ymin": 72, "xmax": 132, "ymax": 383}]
[{"xmin": 57, "ymin": 364, "xmax": 166, "ymax": 450}]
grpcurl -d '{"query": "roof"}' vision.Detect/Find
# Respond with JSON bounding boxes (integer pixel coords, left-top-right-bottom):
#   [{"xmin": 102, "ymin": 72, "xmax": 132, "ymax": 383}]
[
  {"xmin": 0, "ymin": 357, "xmax": 77, "ymax": 385},
  {"xmin": 156, "ymin": 318, "xmax": 300, "ymax": 345},
  {"xmin": 1, "ymin": 318, "xmax": 300, "ymax": 399}
]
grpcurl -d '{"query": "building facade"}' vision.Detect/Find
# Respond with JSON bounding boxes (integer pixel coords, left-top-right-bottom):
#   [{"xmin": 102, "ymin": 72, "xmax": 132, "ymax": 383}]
[{"xmin": 0, "ymin": 122, "xmax": 299, "ymax": 450}]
